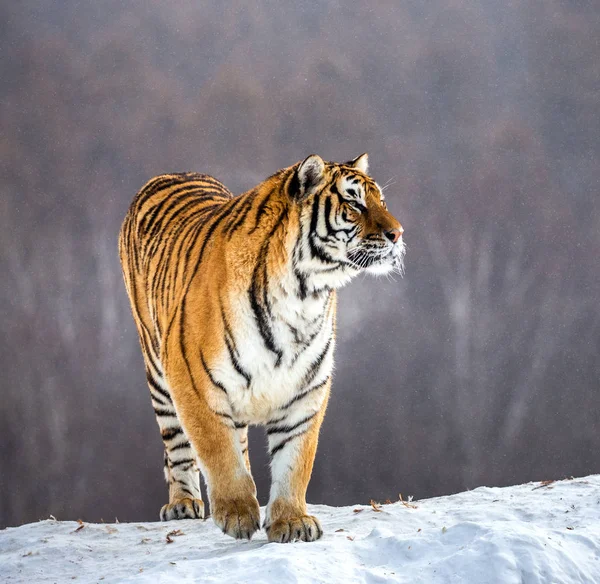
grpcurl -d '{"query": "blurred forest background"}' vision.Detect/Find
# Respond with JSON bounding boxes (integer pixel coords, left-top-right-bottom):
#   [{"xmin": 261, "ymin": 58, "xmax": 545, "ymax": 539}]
[{"xmin": 1, "ymin": 1, "xmax": 599, "ymax": 529}]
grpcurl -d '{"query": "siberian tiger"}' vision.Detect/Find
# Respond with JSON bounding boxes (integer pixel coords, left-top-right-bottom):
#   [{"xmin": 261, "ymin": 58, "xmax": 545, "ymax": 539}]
[{"xmin": 118, "ymin": 153, "xmax": 405, "ymax": 543}]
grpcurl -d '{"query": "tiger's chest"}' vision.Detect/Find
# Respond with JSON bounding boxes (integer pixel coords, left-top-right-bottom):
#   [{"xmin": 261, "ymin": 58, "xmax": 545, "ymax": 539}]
[{"xmin": 211, "ymin": 287, "xmax": 335, "ymax": 424}]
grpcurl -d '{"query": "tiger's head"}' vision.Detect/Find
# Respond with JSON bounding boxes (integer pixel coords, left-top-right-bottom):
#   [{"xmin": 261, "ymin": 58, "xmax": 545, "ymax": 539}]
[{"xmin": 288, "ymin": 153, "xmax": 405, "ymax": 288}]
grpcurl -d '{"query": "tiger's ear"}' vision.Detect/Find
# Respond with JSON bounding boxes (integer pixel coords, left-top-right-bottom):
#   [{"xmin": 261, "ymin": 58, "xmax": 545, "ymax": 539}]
[
  {"xmin": 290, "ymin": 154, "xmax": 325, "ymax": 199},
  {"xmin": 347, "ymin": 153, "xmax": 369, "ymax": 174}
]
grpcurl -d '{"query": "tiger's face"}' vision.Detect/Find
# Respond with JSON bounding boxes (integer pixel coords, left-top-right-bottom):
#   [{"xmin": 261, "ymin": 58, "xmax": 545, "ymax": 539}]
[{"xmin": 291, "ymin": 153, "xmax": 405, "ymax": 283}]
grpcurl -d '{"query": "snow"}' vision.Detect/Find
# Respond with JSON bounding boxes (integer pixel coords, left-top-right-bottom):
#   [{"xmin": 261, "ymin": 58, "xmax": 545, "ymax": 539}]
[{"xmin": 2, "ymin": 476, "xmax": 599, "ymax": 583}]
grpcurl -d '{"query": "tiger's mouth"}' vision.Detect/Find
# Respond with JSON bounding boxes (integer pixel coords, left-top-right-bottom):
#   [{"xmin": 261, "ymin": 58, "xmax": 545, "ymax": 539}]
[{"xmin": 347, "ymin": 242, "xmax": 405, "ymax": 274}]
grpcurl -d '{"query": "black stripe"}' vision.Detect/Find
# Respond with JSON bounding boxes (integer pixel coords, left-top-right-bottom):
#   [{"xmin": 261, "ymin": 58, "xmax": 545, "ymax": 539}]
[
  {"xmin": 171, "ymin": 458, "xmax": 195, "ymax": 467},
  {"xmin": 161, "ymin": 427, "xmax": 183, "ymax": 441},
  {"xmin": 294, "ymin": 268, "xmax": 309, "ymax": 300},
  {"xmin": 170, "ymin": 441, "xmax": 192, "ymax": 452},
  {"xmin": 295, "ymin": 217, "xmax": 305, "ymax": 262},
  {"xmin": 291, "ymin": 219, "xmax": 309, "ymax": 298},
  {"xmin": 287, "ymin": 323, "xmax": 302, "ymax": 345},
  {"xmin": 180, "ymin": 486, "xmax": 196, "ymax": 498},
  {"xmin": 287, "ymin": 168, "xmax": 300, "ymax": 198},
  {"xmin": 302, "ymin": 338, "xmax": 333, "ymax": 389},
  {"xmin": 309, "ymin": 194, "xmax": 321, "ymax": 235},
  {"xmin": 221, "ymin": 301, "xmax": 252, "ymax": 387},
  {"xmin": 213, "ymin": 410, "xmax": 233, "ymax": 420},
  {"xmin": 266, "ymin": 412, "xmax": 317, "ymax": 435},
  {"xmin": 144, "ymin": 348, "xmax": 164, "ymax": 379},
  {"xmin": 248, "ymin": 192, "xmax": 272, "ymax": 234},
  {"xmin": 309, "ymin": 234, "xmax": 338, "ymax": 264},
  {"xmin": 225, "ymin": 334, "xmax": 251, "ymax": 386},
  {"xmin": 329, "ymin": 183, "xmax": 342, "ymax": 198},
  {"xmin": 179, "ymin": 204, "xmax": 222, "ymax": 276},
  {"xmin": 289, "ymin": 305, "xmax": 331, "ymax": 365},
  {"xmin": 146, "ymin": 372, "xmax": 171, "ymax": 402},
  {"xmin": 150, "ymin": 392, "xmax": 169, "ymax": 407},
  {"xmin": 323, "ymin": 196, "xmax": 334, "ymax": 234},
  {"xmin": 248, "ymin": 207, "xmax": 286, "ymax": 365},
  {"xmin": 333, "ymin": 225, "xmax": 358, "ymax": 238},
  {"xmin": 278, "ymin": 377, "xmax": 329, "ymax": 411},
  {"xmin": 154, "ymin": 407, "xmax": 177, "ymax": 417},
  {"xmin": 200, "ymin": 352, "xmax": 229, "ymax": 394},
  {"xmin": 266, "ymin": 414, "xmax": 286, "ymax": 425},
  {"xmin": 270, "ymin": 430, "xmax": 308, "ymax": 457},
  {"xmin": 225, "ymin": 192, "xmax": 257, "ymax": 238}
]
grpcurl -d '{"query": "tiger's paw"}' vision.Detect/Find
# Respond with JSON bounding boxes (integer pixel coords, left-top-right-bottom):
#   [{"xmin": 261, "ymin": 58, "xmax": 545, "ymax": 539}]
[
  {"xmin": 265, "ymin": 515, "xmax": 323, "ymax": 543},
  {"xmin": 211, "ymin": 496, "xmax": 261, "ymax": 540},
  {"xmin": 160, "ymin": 498, "xmax": 205, "ymax": 521}
]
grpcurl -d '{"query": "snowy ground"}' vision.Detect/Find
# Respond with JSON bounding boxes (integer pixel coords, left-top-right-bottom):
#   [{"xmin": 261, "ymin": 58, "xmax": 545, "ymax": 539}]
[{"xmin": 1, "ymin": 476, "xmax": 599, "ymax": 584}]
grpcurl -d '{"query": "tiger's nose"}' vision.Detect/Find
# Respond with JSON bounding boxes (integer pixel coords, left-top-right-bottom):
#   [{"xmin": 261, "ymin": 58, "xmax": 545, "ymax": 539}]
[{"xmin": 384, "ymin": 227, "xmax": 403, "ymax": 244}]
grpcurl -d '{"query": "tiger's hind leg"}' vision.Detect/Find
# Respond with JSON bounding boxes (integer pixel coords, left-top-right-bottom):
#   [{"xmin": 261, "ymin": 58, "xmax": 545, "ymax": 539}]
[{"xmin": 147, "ymin": 368, "xmax": 205, "ymax": 521}]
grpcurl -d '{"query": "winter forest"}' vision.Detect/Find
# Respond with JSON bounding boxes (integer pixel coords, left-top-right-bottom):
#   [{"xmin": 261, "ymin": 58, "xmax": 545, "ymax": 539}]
[{"xmin": 1, "ymin": 1, "xmax": 599, "ymax": 529}]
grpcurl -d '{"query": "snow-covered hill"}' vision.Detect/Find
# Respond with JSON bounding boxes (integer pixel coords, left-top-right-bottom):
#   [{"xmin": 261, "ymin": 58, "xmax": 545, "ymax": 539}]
[{"xmin": 2, "ymin": 476, "xmax": 599, "ymax": 583}]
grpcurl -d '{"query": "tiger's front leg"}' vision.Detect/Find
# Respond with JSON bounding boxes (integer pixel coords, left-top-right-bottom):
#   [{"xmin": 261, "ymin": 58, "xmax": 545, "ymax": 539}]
[
  {"xmin": 264, "ymin": 380, "xmax": 330, "ymax": 543},
  {"xmin": 164, "ymin": 330, "xmax": 260, "ymax": 540}
]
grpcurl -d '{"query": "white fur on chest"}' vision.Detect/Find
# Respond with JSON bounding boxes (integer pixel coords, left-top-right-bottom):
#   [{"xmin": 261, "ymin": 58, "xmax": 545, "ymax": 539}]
[{"xmin": 210, "ymin": 283, "xmax": 334, "ymax": 424}]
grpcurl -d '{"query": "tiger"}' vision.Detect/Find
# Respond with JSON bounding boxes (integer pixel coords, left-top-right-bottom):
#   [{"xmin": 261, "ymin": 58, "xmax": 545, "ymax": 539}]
[{"xmin": 118, "ymin": 153, "xmax": 405, "ymax": 543}]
